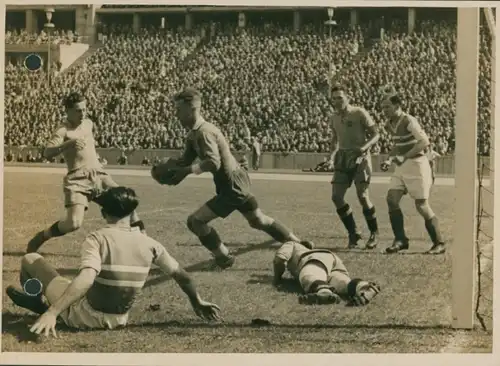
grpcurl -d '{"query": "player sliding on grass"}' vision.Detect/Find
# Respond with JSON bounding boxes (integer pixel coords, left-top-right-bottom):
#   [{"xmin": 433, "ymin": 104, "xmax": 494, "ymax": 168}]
[
  {"xmin": 324, "ymin": 85, "xmax": 381, "ymax": 249},
  {"xmin": 6, "ymin": 187, "xmax": 221, "ymax": 337},
  {"xmin": 26, "ymin": 92, "xmax": 146, "ymax": 254},
  {"xmin": 380, "ymin": 93, "xmax": 445, "ymax": 255},
  {"xmin": 273, "ymin": 241, "xmax": 381, "ymax": 306},
  {"xmin": 154, "ymin": 88, "xmax": 313, "ymax": 269}
]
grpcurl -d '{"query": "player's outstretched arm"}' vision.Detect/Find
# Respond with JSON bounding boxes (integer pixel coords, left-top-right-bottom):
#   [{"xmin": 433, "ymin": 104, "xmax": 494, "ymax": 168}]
[
  {"xmin": 153, "ymin": 246, "xmax": 221, "ymax": 321},
  {"xmin": 30, "ymin": 268, "xmax": 97, "ymax": 338},
  {"xmin": 43, "ymin": 128, "xmax": 76, "ymax": 160}
]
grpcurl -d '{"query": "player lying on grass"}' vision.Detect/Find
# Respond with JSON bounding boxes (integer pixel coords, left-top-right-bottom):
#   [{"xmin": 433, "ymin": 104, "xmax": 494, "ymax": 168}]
[
  {"xmin": 380, "ymin": 93, "xmax": 445, "ymax": 255},
  {"xmin": 26, "ymin": 92, "xmax": 145, "ymax": 254},
  {"xmin": 273, "ymin": 241, "xmax": 381, "ymax": 306},
  {"xmin": 6, "ymin": 186, "xmax": 221, "ymax": 337},
  {"xmin": 152, "ymin": 88, "xmax": 313, "ymax": 269}
]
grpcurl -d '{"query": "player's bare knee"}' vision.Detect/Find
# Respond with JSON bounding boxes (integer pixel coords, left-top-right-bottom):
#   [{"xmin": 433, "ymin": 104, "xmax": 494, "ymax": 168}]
[
  {"xmin": 247, "ymin": 212, "xmax": 271, "ymax": 230},
  {"xmin": 22, "ymin": 253, "xmax": 43, "ymax": 268},
  {"xmin": 386, "ymin": 191, "xmax": 400, "ymax": 211}
]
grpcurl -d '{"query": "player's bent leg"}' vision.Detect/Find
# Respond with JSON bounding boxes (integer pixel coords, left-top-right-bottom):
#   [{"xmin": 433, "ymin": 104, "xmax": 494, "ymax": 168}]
[
  {"xmin": 355, "ymin": 182, "xmax": 379, "ymax": 249},
  {"xmin": 332, "ymin": 181, "xmax": 361, "ymax": 248},
  {"xmin": 6, "ymin": 253, "xmax": 63, "ymax": 314},
  {"xmin": 187, "ymin": 203, "xmax": 234, "ymax": 269},
  {"xmin": 298, "ymin": 261, "xmax": 341, "ymax": 305},
  {"xmin": 385, "ymin": 188, "xmax": 409, "ymax": 254},
  {"xmin": 26, "ymin": 201, "xmax": 87, "ymax": 253},
  {"xmin": 414, "ymin": 199, "xmax": 446, "ymax": 254}
]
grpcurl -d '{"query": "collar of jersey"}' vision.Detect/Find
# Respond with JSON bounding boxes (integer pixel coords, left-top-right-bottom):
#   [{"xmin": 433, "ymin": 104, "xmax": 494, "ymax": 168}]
[{"xmin": 191, "ymin": 117, "xmax": 206, "ymax": 131}]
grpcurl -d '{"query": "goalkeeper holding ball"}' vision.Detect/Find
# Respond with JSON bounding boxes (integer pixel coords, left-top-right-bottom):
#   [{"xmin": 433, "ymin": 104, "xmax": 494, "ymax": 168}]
[{"xmin": 380, "ymin": 94, "xmax": 445, "ymax": 255}]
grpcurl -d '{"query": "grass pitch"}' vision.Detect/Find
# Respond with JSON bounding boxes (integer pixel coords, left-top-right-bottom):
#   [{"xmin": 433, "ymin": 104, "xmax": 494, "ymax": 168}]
[{"xmin": 1, "ymin": 168, "xmax": 493, "ymax": 353}]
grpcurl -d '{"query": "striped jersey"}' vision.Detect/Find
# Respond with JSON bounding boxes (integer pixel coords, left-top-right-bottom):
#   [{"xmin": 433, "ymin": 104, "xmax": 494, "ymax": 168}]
[
  {"xmin": 386, "ymin": 112, "xmax": 428, "ymax": 157},
  {"xmin": 46, "ymin": 118, "xmax": 102, "ymax": 173},
  {"xmin": 331, "ymin": 105, "xmax": 375, "ymax": 150},
  {"xmin": 79, "ymin": 225, "xmax": 170, "ymax": 315}
]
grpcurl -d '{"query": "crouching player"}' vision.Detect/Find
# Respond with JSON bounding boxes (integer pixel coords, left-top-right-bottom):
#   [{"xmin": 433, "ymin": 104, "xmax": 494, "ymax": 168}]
[
  {"xmin": 273, "ymin": 241, "xmax": 381, "ymax": 306},
  {"xmin": 6, "ymin": 187, "xmax": 221, "ymax": 337}
]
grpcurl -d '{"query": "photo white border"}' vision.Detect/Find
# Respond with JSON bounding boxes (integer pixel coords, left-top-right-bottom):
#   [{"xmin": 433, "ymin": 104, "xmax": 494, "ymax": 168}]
[{"xmin": 0, "ymin": 0, "xmax": 498, "ymax": 365}]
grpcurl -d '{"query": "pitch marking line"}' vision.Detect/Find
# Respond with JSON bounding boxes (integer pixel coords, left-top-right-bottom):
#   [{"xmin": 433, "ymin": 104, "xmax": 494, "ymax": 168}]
[{"xmin": 3, "ymin": 165, "xmax": 485, "ymax": 187}]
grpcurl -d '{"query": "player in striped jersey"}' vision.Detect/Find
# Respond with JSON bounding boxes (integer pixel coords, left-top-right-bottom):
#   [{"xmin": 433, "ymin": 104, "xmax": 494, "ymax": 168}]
[
  {"xmin": 273, "ymin": 241, "xmax": 381, "ymax": 306},
  {"xmin": 25, "ymin": 92, "xmax": 145, "ymax": 254},
  {"xmin": 380, "ymin": 95, "xmax": 445, "ymax": 254},
  {"xmin": 6, "ymin": 187, "xmax": 221, "ymax": 336}
]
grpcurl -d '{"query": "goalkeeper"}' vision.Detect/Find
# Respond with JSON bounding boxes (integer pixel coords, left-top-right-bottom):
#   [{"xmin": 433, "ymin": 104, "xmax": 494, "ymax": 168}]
[{"xmin": 273, "ymin": 241, "xmax": 381, "ymax": 306}]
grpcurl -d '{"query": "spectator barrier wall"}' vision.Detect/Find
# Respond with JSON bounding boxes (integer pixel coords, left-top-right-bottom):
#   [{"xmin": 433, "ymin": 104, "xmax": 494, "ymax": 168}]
[{"xmin": 4, "ymin": 146, "xmax": 490, "ymax": 176}]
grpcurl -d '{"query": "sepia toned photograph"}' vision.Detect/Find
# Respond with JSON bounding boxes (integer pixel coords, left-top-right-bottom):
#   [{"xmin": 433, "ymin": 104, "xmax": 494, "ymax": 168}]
[{"xmin": 1, "ymin": 1, "xmax": 496, "ymax": 360}]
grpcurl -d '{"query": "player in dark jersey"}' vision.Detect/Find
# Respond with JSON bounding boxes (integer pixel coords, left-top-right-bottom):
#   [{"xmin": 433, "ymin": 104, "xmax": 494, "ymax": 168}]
[
  {"xmin": 326, "ymin": 85, "xmax": 381, "ymax": 249},
  {"xmin": 167, "ymin": 88, "xmax": 313, "ymax": 269}
]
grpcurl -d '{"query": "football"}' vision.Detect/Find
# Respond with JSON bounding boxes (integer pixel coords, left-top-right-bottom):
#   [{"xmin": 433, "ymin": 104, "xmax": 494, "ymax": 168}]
[{"xmin": 151, "ymin": 157, "xmax": 181, "ymax": 185}]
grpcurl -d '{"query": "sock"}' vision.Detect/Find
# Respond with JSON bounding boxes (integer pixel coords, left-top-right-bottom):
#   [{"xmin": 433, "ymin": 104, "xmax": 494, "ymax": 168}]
[
  {"xmin": 42, "ymin": 221, "xmax": 65, "ymax": 241},
  {"xmin": 425, "ymin": 216, "xmax": 444, "ymax": 244},
  {"xmin": 199, "ymin": 228, "xmax": 226, "ymax": 256},
  {"xmin": 336, "ymin": 204, "xmax": 357, "ymax": 236},
  {"xmin": 363, "ymin": 206, "xmax": 378, "ymax": 233},
  {"xmin": 261, "ymin": 220, "xmax": 292, "ymax": 243},
  {"xmin": 388, "ymin": 209, "xmax": 408, "ymax": 242}
]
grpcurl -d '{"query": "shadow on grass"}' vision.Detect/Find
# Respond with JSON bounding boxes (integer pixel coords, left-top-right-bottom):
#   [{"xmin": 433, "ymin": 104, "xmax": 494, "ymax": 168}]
[
  {"xmin": 3, "ymin": 250, "xmax": 79, "ymax": 258},
  {"xmin": 246, "ymin": 274, "xmax": 302, "ymax": 294},
  {"xmin": 144, "ymin": 239, "xmax": 277, "ymax": 289},
  {"xmin": 2, "ymin": 311, "xmax": 459, "ymax": 339}
]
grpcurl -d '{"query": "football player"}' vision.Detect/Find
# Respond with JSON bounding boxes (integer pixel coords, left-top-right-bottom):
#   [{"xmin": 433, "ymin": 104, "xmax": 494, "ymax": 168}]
[
  {"xmin": 380, "ymin": 94, "xmax": 445, "ymax": 254},
  {"xmin": 273, "ymin": 241, "xmax": 381, "ymax": 306},
  {"xmin": 326, "ymin": 85, "xmax": 381, "ymax": 249},
  {"xmin": 160, "ymin": 88, "xmax": 313, "ymax": 269},
  {"xmin": 6, "ymin": 187, "xmax": 220, "ymax": 337},
  {"xmin": 25, "ymin": 92, "xmax": 145, "ymax": 254}
]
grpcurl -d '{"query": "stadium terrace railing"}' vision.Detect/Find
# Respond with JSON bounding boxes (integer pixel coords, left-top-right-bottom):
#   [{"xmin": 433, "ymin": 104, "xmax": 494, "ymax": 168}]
[{"xmin": 4, "ymin": 147, "xmax": 490, "ymax": 176}]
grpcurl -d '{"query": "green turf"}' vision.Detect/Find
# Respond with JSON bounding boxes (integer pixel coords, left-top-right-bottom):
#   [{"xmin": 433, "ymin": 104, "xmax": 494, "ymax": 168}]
[{"xmin": 2, "ymin": 171, "xmax": 493, "ymax": 352}]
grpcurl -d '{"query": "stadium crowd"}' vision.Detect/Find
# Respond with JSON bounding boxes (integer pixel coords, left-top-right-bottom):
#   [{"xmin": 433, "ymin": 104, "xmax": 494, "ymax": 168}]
[{"xmin": 4, "ymin": 12, "xmax": 493, "ymax": 159}]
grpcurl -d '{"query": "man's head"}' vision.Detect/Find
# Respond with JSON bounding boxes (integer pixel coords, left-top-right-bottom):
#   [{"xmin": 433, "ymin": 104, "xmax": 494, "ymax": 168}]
[
  {"xmin": 63, "ymin": 92, "xmax": 86, "ymax": 126},
  {"xmin": 381, "ymin": 94, "xmax": 403, "ymax": 119},
  {"xmin": 95, "ymin": 186, "xmax": 139, "ymax": 223},
  {"xmin": 330, "ymin": 85, "xmax": 349, "ymax": 110},
  {"xmin": 173, "ymin": 88, "xmax": 202, "ymax": 129}
]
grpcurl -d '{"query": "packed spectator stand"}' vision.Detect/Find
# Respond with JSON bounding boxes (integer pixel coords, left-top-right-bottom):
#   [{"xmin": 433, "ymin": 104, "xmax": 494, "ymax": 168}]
[{"xmin": 4, "ymin": 8, "xmax": 493, "ymax": 162}]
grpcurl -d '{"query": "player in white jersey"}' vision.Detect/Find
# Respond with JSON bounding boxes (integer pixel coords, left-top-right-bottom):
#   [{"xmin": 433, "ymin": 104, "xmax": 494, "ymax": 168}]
[
  {"xmin": 26, "ymin": 92, "xmax": 145, "ymax": 253},
  {"xmin": 273, "ymin": 241, "xmax": 381, "ymax": 306}
]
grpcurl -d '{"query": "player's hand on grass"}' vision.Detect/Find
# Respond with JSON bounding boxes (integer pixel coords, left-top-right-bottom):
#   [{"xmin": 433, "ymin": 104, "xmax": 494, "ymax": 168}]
[
  {"xmin": 30, "ymin": 310, "xmax": 58, "ymax": 338},
  {"xmin": 193, "ymin": 300, "xmax": 222, "ymax": 321}
]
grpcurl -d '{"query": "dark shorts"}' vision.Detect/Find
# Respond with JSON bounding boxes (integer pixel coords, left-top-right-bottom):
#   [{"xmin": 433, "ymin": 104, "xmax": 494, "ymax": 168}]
[
  {"xmin": 331, "ymin": 150, "xmax": 372, "ymax": 186},
  {"xmin": 63, "ymin": 168, "xmax": 118, "ymax": 209},
  {"xmin": 206, "ymin": 168, "xmax": 258, "ymax": 218}
]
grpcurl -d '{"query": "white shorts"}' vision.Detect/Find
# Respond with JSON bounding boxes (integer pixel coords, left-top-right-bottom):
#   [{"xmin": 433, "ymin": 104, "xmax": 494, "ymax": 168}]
[
  {"xmin": 389, "ymin": 156, "xmax": 432, "ymax": 200},
  {"xmin": 45, "ymin": 276, "xmax": 129, "ymax": 330}
]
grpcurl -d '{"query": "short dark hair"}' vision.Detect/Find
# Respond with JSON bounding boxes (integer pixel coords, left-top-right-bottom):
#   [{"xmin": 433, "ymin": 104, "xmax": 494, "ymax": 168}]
[
  {"xmin": 330, "ymin": 84, "xmax": 345, "ymax": 94},
  {"xmin": 387, "ymin": 94, "xmax": 403, "ymax": 106},
  {"xmin": 173, "ymin": 87, "xmax": 202, "ymax": 105},
  {"xmin": 94, "ymin": 186, "xmax": 139, "ymax": 219},
  {"xmin": 63, "ymin": 92, "xmax": 85, "ymax": 109}
]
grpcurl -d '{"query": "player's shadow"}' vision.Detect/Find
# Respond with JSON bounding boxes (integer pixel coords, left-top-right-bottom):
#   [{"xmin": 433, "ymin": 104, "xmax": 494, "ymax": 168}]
[
  {"xmin": 144, "ymin": 239, "xmax": 277, "ymax": 289},
  {"xmin": 246, "ymin": 274, "xmax": 301, "ymax": 294},
  {"xmin": 2, "ymin": 250, "xmax": 79, "ymax": 258}
]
